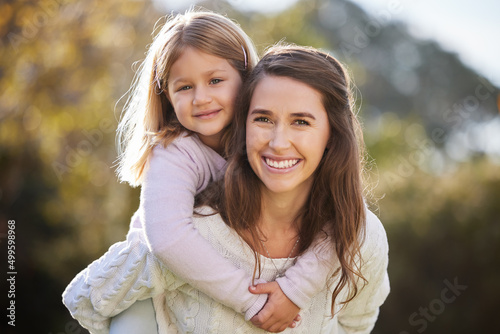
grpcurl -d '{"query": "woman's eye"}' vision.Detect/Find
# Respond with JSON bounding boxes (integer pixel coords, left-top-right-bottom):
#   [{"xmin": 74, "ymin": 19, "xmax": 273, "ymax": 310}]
[
  {"xmin": 254, "ymin": 116, "xmax": 270, "ymax": 123},
  {"xmin": 294, "ymin": 119, "xmax": 310, "ymax": 126},
  {"xmin": 210, "ymin": 78, "xmax": 222, "ymax": 84}
]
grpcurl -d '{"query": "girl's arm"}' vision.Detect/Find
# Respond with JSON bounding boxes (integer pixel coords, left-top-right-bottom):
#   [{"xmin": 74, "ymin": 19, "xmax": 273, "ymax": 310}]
[
  {"xmin": 140, "ymin": 138, "xmax": 265, "ymax": 320},
  {"xmin": 249, "ymin": 235, "xmax": 336, "ymax": 328},
  {"xmin": 275, "ymin": 234, "xmax": 337, "ymax": 310},
  {"xmin": 253, "ymin": 209, "xmax": 388, "ymax": 331}
]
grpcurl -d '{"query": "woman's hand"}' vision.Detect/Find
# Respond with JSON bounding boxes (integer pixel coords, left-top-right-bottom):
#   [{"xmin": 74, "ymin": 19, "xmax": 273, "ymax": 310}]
[{"xmin": 249, "ymin": 282, "xmax": 301, "ymax": 332}]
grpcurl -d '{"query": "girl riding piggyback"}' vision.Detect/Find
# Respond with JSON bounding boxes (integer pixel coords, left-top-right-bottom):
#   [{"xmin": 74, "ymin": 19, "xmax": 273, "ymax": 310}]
[{"xmin": 64, "ymin": 10, "xmax": 335, "ymax": 333}]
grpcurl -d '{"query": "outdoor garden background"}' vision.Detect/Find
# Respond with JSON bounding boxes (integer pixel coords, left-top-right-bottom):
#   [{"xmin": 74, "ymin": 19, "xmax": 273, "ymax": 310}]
[{"xmin": 1, "ymin": 0, "xmax": 499, "ymax": 333}]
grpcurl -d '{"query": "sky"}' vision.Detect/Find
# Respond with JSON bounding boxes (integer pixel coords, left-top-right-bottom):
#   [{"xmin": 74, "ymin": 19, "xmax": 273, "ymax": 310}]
[
  {"xmin": 348, "ymin": 0, "xmax": 500, "ymax": 87},
  {"xmin": 156, "ymin": 0, "xmax": 500, "ymax": 87}
]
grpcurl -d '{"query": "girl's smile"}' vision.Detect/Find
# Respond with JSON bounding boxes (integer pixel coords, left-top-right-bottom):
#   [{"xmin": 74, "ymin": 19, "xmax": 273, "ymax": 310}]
[{"xmin": 194, "ymin": 108, "xmax": 222, "ymax": 120}]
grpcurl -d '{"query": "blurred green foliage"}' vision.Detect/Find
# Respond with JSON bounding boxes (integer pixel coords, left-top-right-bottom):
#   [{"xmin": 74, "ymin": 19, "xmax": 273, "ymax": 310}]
[{"xmin": 1, "ymin": 0, "xmax": 499, "ymax": 333}]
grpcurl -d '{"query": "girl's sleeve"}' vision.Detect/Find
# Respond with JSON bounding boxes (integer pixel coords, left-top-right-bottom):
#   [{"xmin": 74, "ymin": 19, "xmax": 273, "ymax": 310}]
[
  {"xmin": 275, "ymin": 209, "xmax": 390, "ymax": 321},
  {"xmin": 141, "ymin": 143, "xmax": 266, "ymax": 320},
  {"xmin": 275, "ymin": 234, "xmax": 337, "ymax": 309},
  {"xmin": 62, "ymin": 228, "xmax": 181, "ymax": 334},
  {"xmin": 337, "ymin": 211, "xmax": 390, "ymax": 333}
]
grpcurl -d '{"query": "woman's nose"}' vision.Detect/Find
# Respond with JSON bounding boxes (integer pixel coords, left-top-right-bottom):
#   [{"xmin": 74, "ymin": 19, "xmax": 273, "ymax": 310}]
[
  {"xmin": 192, "ymin": 87, "xmax": 212, "ymax": 106},
  {"xmin": 269, "ymin": 126, "xmax": 291, "ymax": 152}
]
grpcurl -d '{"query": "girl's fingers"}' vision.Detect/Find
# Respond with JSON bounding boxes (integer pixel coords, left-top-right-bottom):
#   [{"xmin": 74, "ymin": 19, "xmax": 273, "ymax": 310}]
[{"xmin": 249, "ymin": 282, "xmax": 277, "ymax": 295}]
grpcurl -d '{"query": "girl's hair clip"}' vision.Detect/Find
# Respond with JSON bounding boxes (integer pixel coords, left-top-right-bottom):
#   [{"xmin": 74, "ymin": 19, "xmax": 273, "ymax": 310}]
[
  {"xmin": 241, "ymin": 45, "xmax": 248, "ymax": 70},
  {"xmin": 154, "ymin": 63, "xmax": 162, "ymax": 91},
  {"xmin": 154, "ymin": 74, "xmax": 162, "ymax": 95}
]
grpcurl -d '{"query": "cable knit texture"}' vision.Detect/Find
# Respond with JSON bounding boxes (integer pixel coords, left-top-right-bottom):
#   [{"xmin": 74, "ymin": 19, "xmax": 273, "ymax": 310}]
[{"xmin": 62, "ymin": 207, "xmax": 389, "ymax": 333}]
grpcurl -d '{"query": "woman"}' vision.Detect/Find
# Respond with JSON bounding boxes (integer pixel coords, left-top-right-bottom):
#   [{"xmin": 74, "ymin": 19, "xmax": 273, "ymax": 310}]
[{"xmin": 63, "ymin": 44, "xmax": 389, "ymax": 333}]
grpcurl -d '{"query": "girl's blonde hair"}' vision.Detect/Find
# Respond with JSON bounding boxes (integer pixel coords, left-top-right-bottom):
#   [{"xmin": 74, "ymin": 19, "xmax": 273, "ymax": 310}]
[{"xmin": 116, "ymin": 9, "xmax": 258, "ymax": 186}]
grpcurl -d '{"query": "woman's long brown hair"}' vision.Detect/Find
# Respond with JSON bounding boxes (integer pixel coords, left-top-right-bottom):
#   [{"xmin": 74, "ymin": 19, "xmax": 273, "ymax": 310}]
[{"xmin": 198, "ymin": 44, "xmax": 367, "ymax": 314}]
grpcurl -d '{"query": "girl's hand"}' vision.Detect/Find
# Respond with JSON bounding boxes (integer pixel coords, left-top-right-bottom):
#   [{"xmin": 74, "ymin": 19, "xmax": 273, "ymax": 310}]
[{"xmin": 249, "ymin": 282, "xmax": 301, "ymax": 332}]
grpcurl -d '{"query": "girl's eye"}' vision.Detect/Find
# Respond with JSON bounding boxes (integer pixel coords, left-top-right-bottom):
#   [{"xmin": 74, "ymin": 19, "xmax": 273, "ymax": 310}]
[
  {"xmin": 210, "ymin": 78, "xmax": 222, "ymax": 85},
  {"xmin": 294, "ymin": 119, "xmax": 310, "ymax": 126},
  {"xmin": 178, "ymin": 85, "xmax": 192, "ymax": 91}
]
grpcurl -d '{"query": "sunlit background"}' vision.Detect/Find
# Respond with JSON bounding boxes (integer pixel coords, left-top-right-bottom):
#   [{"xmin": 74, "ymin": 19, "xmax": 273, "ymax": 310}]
[{"xmin": 1, "ymin": 0, "xmax": 499, "ymax": 333}]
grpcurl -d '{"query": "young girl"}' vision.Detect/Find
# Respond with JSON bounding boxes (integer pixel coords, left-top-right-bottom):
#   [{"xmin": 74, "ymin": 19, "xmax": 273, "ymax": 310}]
[{"xmin": 63, "ymin": 10, "xmax": 334, "ymax": 332}]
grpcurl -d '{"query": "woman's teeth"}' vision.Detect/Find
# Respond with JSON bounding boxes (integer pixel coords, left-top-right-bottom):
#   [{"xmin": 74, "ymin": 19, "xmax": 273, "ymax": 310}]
[{"xmin": 265, "ymin": 158, "xmax": 299, "ymax": 169}]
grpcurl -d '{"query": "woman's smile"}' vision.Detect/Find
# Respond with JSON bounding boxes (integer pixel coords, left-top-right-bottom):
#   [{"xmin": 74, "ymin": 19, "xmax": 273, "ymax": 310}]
[{"xmin": 263, "ymin": 157, "xmax": 301, "ymax": 170}]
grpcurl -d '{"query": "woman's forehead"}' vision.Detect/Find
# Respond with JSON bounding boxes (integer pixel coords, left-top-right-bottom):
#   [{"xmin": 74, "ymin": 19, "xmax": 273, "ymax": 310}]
[{"xmin": 249, "ymin": 75, "xmax": 324, "ymax": 114}]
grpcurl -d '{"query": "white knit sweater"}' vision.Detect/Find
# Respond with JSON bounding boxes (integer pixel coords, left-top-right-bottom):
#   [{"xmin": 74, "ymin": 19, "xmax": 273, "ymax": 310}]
[{"xmin": 63, "ymin": 208, "xmax": 389, "ymax": 334}]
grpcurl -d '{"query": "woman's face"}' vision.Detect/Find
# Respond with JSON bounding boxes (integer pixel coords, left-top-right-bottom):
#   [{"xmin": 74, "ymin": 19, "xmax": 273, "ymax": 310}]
[{"xmin": 246, "ymin": 75, "xmax": 331, "ymax": 197}]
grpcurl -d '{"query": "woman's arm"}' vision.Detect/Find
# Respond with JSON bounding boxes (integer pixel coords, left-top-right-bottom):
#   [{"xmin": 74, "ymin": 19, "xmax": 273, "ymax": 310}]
[
  {"xmin": 337, "ymin": 210, "xmax": 390, "ymax": 333},
  {"xmin": 140, "ymin": 139, "xmax": 266, "ymax": 319}
]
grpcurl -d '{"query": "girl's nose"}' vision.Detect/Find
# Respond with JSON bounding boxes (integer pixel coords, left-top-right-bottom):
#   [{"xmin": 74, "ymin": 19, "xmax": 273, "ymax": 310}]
[{"xmin": 192, "ymin": 87, "xmax": 212, "ymax": 106}]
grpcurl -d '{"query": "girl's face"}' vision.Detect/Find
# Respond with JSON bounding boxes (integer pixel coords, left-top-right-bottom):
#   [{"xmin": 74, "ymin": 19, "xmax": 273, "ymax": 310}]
[
  {"xmin": 246, "ymin": 75, "xmax": 331, "ymax": 197},
  {"xmin": 167, "ymin": 47, "xmax": 242, "ymax": 151}
]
